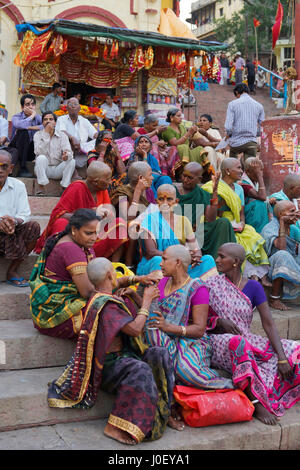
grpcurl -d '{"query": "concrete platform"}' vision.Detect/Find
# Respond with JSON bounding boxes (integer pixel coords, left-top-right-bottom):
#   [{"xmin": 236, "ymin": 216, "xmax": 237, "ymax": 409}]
[
  {"xmin": 0, "ymin": 367, "xmax": 113, "ymax": 432},
  {"xmin": 0, "ymin": 319, "xmax": 76, "ymax": 370},
  {"xmin": 0, "ymin": 401, "xmax": 299, "ymax": 450}
]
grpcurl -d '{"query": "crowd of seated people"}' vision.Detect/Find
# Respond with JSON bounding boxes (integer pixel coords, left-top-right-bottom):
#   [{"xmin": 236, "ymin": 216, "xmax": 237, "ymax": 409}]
[{"xmin": 1, "ymin": 93, "xmax": 300, "ymax": 446}]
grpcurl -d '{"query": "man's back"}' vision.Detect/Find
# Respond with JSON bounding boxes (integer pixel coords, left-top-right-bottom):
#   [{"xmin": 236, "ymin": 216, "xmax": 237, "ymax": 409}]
[{"xmin": 225, "ymin": 93, "xmax": 265, "ymax": 147}]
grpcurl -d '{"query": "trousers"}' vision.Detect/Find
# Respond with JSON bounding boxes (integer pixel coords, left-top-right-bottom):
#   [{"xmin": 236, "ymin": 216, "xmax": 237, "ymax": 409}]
[{"xmin": 34, "ymin": 154, "xmax": 75, "ymax": 188}]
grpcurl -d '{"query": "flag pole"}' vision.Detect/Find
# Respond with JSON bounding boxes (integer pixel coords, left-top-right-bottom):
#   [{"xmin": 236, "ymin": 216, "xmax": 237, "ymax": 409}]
[{"xmin": 255, "ymin": 25, "xmax": 258, "ymax": 65}]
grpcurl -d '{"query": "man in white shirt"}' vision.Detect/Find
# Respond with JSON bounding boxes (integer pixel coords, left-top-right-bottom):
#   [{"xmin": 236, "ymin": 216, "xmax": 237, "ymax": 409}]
[
  {"xmin": 101, "ymin": 94, "xmax": 120, "ymax": 130},
  {"xmin": 34, "ymin": 111, "xmax": 75, "ymax": 195},
  {"xmin": 55, "ymin": 98, "xmax": 98, "ymax": 167},
  {"xmin": 0, "ymin": 150, "xmax": 40, "ymax": 287}
]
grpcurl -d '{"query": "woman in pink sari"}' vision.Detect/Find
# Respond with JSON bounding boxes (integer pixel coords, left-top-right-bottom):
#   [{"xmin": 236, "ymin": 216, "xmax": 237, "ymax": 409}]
[
  {"xmin": 138, "ymin": 115, "xmax": 181, "ymax": 180},
  {"xmin": 205, "ymin": 243, "xmax": 300, "ymax": 425}
]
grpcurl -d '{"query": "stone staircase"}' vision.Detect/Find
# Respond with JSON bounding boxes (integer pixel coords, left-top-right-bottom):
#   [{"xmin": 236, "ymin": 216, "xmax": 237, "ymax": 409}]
[{"xmin": 0, "ymin": 176, "xmax": 300, "ymax": 450}]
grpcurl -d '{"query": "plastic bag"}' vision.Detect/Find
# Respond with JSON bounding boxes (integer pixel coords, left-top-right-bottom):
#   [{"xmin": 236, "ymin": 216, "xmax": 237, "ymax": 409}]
[{"xmin": 173, "ymin": 385, "xmax": 254, "ymax": 427}]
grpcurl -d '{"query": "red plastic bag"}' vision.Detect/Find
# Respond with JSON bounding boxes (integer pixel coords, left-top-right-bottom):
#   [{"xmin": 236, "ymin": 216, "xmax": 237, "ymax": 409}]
[{"xmin": 173, "ymin": 385, "xmax": 254, "ymax": 427}]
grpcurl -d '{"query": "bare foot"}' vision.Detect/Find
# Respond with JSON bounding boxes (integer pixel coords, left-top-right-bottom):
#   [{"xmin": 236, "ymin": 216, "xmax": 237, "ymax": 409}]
[
  {"xmin": 167, "ymin": 415, "xmax": 185, "ymax": 431},
  {"xmin": 104, "ymin": 423, "xmax": 137, "ymax": 445},
  {"xmin": 253, "ymin": 402, "xmax": 279, "ymax": 425},
  {"xmin": 269, "ymin": 298, "xmax": 291, "ymax": 311}
]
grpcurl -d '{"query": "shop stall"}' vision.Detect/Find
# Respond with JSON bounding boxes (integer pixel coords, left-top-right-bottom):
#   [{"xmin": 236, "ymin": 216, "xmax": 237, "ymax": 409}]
[{"xmin": 14, "ymin": 20, "xmax": 227, "ymax": 122}]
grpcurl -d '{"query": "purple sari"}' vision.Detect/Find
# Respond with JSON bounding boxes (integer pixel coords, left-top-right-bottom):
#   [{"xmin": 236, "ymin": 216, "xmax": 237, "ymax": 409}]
[{"xmin": 205, "ymin": 274, "xmax": 300, "ymax": 416}]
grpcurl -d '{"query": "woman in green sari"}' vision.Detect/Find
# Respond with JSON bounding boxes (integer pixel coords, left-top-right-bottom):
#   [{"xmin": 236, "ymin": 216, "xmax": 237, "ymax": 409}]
[{"xmin": 161, "ymin": 108, "xmax": 212, "ymax": 180}]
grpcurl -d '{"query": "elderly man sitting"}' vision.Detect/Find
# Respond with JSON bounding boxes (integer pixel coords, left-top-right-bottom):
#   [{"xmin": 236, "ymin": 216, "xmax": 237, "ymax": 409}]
[
  {"xmin": 55, "ymin": 97, "xmax": 98, "ymax": 168},
  {"xmin": 33, "ymin": 111, "xmax": 75, "ymax": 195},
  {"xmin": 261, "ymin": 200, "xmax": 300, "ymax": 310},
  {"xmin": 0, "ymin": 150, "xmax": 40, "ymax": 286}
]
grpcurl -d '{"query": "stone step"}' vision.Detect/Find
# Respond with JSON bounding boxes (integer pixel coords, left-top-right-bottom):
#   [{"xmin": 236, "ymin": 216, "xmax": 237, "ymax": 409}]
[
  {"xmin": 0, "ymin": 319, "xmax": 76, "ymax": 370},
  {"xmin": 0, "ymin": 367, "xmax": 113, "ymax": 432},
  {"xmin": 29, "ymin": 196, "xmax": 59, "ymax": 216},
  {"xmin": 0, "ymin": 367, "xmax": 299, "ymax": 449},
  {"xmin": 0, "ymin": 284, "xmax": 31, "ymax": 320},
  {"xmin": 32, "ymin": 215, "xmax": 49, "ymax": 233},
  {"xmin": 0, "ymin": 253, "xmax": 38, "ymax": 282}
]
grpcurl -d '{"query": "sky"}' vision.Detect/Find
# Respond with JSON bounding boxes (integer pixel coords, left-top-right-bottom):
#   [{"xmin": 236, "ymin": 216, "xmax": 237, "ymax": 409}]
[{"xmin": 179, "ymin": 0, "xmax": 194, "ymax": 25}]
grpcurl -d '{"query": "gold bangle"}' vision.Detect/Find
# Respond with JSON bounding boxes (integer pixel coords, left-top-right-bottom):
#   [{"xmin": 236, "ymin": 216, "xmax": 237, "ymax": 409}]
[
  {"xmin": 181, "ymin": 326, "xmax": 186, "ymax": 336},
  {"xmin": 128, "ymin": 275, "xmax": 136, "ymax": 285},
  {"xmin": 138, "ymin": 309, "xmax": 149, "ymax": 317},
  {"xmin": 278, "ymin": 360, "xmax": 288, "ymax": 364}
]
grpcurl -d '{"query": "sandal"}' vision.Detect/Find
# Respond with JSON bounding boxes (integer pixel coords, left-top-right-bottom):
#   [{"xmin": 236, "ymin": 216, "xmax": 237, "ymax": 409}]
[
  {"xmin": 36, "ymin": 190, "xmax": 46, "ymax": 197},
  {"xmin": 6, "ymin": 277, "xmax": 29, "ymax": 288}
]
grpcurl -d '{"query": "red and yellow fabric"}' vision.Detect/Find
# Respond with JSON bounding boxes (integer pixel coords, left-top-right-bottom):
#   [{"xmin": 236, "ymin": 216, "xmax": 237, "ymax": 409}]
[{"xmin": 14, "ymin": 30, "xmax": 53, "ymax": 67}]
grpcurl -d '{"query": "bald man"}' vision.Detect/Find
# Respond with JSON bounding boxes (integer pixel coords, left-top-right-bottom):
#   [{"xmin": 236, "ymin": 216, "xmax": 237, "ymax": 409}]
[
  {"xmin": 35, "ymin": 161, "xmax": 128, "ymax": 258},
  {"xmin": 240, "ymin": 157, "xmax": 269, "ymax": 233},
  {"xmin": 270, "ymin": 173, "xmax": 300, "ymax": 242},
  {"xmin": 176, "ymin": 162, "xmax": 236, "ymax": 259},
  {"xmin": 48, "ymin": 256, "xmax": 176, "ymax": 445},
  {"xmin": 0, "ymin": 150, "xmax": 40, "ymax": 286},
  {"xmin": 56, "ymin": 97, "xmax": 98, "ymax": 168},
  {"xmin": 261, "ymin": 200, "xmax": 300, "ymax": 310}
]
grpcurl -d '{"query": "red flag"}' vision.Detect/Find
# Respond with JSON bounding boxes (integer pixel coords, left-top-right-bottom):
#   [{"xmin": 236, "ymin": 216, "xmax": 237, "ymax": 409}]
[
  {"xmin": 253, "ymin": 18, "xmax": 261, "ymax": 28},
  {"xmin": 272, "ymin": 1, "xmax": 284, "ymax": 49}
]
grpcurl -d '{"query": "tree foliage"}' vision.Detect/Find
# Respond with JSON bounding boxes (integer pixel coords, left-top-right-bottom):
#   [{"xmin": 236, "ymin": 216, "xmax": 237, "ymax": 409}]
[{"xmin": 214, "ymin": 0, "xmax": 293, "ymax": 57}]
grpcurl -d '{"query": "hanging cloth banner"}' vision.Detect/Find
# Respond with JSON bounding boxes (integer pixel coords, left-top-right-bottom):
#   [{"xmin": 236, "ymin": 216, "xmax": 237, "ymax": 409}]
[{"xmin": 272, "ymin": 0, "xmax": 284, "ymax": 49}]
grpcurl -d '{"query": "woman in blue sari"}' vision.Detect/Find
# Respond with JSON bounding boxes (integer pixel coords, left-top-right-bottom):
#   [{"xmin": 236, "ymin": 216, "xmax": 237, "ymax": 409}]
[
  {"xmin": 136, "ymin": 184, "xmax": 217, "ymax": 280},
  {"xmin": 126, "ymin": 135, "xmax": 172, "ymax": 197},
  {"xmin": 145, "ymin": 244, "xmax": 233, "ymax": 389}
]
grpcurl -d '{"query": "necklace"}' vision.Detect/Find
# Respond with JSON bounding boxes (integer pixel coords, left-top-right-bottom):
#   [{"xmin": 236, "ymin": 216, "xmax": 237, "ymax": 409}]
[
  {"xmin": 237, "ymin": 274, "xmax": 243, "ymax": 289},
  {"xmin": 166, "ymin": 275, "xmax": 190, "ymax": 296}
]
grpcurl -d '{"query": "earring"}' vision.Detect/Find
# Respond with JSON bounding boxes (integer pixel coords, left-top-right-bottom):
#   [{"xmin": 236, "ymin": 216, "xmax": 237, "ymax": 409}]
[
  {"xmin": 233, "ymin": 263, "xmax": 237, "ymax": 267},
  {"xmin": 72, "ymin": 231, "xmax": 75, "ymax": 237}
]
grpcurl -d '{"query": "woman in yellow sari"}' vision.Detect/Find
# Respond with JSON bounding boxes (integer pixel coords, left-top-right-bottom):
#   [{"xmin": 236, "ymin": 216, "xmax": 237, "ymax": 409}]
[{"xmin": 202, "ymin": 158, "xmax": 269, "ymax": 283}]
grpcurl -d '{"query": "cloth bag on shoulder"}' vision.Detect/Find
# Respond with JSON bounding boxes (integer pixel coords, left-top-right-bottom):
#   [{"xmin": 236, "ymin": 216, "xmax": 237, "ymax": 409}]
[{"xmin": 174, "ymin": 385, "xmax": 254, "ymax": 427}]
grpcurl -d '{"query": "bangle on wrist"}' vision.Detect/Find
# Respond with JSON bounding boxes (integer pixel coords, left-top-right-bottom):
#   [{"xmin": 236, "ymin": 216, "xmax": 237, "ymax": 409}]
[
  {"xmin": 138, "ymin": 308, "xmax": 149, "ymax": 317},
  {"xmin": 181, "ymin": 325, "xmax": 187, "ymax": 336},
  {"xmin": 278, "ymin": 359, "xmax": 288, "ymax": 364}
]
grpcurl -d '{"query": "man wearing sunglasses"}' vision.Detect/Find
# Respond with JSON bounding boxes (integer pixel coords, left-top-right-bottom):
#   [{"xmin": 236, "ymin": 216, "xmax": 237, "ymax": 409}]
[{"xmin": 0, "ymin": 150, "xmax": 40, "ymax": 287}]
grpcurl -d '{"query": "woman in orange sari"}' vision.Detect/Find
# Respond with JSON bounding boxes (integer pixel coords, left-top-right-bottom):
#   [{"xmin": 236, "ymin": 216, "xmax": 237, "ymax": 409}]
[{"xmin": 34, "ymin": 161, "xmax": 128, "ymax": 260}]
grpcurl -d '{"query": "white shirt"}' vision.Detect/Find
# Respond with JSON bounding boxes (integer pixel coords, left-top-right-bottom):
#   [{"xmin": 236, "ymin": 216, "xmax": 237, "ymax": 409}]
[
  {"xmin": 55, "ymin": 114, "xmax": 96, "ymax": 144},
  {"xmin": 0, "ymin": 116, "xmax": 8, "ymax": 139},
  {"xmin": 101, "ymin": 102, "xmax": 120, "ymax": 121},
  {"xmin": 0, "ymin": 177, "xmax": 31, "ymax": 223},
  {"xmin": 34, "ymin": 128, "xmax": 73, "ymax": 165}
]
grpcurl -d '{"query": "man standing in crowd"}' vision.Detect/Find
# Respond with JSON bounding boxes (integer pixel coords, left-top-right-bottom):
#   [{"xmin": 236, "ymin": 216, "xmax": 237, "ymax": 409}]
[
  {"xmin": 55, "ymin": 97, "xmax": 98, "ymax": 168},
  {"xmin": 33, "ymin": 111, "xmax": 75, "ymax": 196},
  {"xmin": 40, "ymin": 83, "xmax": 63, "ymax": 114},
  {"xmin": 220, "ymin": 52, "xmax": 230, "ymax": 86},
  {"xmin": 9, "ymin": 94, "xmax": 43, "ymax": 178},
  {"xmin": 0, "ymin": 149, "xmax": 40, "ymax": 287},
  {"xmin": 101, "ymin": 94, "xmax": 120, "ymax": 130},
  {"xmin": 225, "ymin": 83, "xmax": 265, "ymax": 161},
  {"xmin": 246, "ymin": 59, "xmax": 256, "ymax": 94},
  {"xmin": 235, "ymin": 52, "xmax": 245, "ymax": 85}
]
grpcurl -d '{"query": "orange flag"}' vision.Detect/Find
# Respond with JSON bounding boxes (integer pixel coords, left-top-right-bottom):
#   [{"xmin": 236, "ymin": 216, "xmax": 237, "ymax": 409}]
[
  {"xmin": 272, "ymin": 0, "xmax": 284, "ymax": 49},
  {"xmin": 253, "ymin": 18, "xmax": 261, "ymax": 28}
]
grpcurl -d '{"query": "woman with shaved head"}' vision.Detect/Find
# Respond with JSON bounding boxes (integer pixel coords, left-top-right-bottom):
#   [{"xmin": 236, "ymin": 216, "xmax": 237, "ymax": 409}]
[
  {"xmin": 136, "ymin": 183, "xmax": 217, "ymax": 280},
  {"xmin": 34, "ymin": 161, "xmax": 127, "ymax": 260},
  {"xmin": 202, "ymin": 157, "xmax": 269, "ymax": 283},
  {"xmin": 145, "ymin": 244, "xmax": 233, "ymax": 390},
  {"xmin": 205, "ymin": 242, "xmax": 300, "ymax": 425}
]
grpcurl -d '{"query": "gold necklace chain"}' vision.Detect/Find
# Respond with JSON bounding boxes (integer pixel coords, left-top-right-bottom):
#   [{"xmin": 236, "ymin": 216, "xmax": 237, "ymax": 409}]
[
  {"xmin": 167, "ymin": 275, "xmax": 191, "ymax": 295},
  {"xmin": 237, "ymin": 274, "xmax": 243, "ymax": 289}
]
